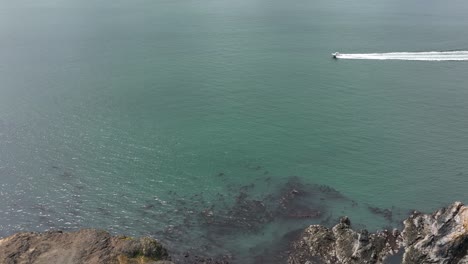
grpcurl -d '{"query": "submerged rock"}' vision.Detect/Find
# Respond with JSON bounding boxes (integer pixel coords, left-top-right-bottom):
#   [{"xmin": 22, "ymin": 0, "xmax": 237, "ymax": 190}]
[
  {"xmin": 288, "ymin": 202, "xmax": 468, "ymax": 264},
  {"xmin": 0, "ymin": 229, "xmax": 172, "ymax": 264}
]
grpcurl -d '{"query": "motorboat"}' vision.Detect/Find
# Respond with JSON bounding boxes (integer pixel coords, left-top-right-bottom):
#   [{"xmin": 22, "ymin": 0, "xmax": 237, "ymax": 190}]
[{"xmin": 332, "ymin": 52, "xmax": 340, "ymax": 59}]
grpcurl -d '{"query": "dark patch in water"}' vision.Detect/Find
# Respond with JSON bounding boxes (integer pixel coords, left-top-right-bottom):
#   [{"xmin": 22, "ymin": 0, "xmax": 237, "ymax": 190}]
[
  {"xmin": 318, "ymin": 185, "xmax": 346, "ymax": 199},
  {"xmin": 239, "ymin": 183, "xmax": 255, "ymax": 192},
  {"xmin": 271, "ymin": 177, "xmax": 325, "ymax": 220},
  {"xmin": 201, "ymin": 192, "xmax": 273, "ymax": 234},
  {"xmin": 368, "ymin": 205, "xmax": 393, "ymax": 222},
  {"xmin": 384, "ymin": 248, "xmax": 404, "ymax": 264}
]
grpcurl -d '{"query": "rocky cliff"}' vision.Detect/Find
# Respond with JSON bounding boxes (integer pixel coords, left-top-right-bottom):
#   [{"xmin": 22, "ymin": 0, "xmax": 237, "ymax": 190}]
[
  {"xmin": 0, "ymin": 229, "xmax": 172, "ymax": 264},
  {"xmin": 288, "ymin": 201, "xmax": 468, "ymax": 264}
]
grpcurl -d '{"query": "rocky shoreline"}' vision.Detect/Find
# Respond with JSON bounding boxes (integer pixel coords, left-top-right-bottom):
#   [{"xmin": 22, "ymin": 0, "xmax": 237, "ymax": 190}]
[
  {"xmin": 0, "ymin": 229, "xmax": 172, "ymax": 264},
  {"xmin": 1, "ymin": 202, "xmax": 467, "ymax": 264},
  {"xmin": 289, "ymin": 201, "xmax": 468, "ymax": 264}
]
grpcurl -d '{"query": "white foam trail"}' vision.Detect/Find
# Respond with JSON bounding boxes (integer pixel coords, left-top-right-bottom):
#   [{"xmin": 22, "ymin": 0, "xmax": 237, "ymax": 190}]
[{"xmin": 336, "ymin": 51, "xmax": 468, "ymax": 61}]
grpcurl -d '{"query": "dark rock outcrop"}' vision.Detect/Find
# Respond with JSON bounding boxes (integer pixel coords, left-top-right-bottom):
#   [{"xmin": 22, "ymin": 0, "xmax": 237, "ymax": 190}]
[
  {"xmin": 288, "ymin": 202, "xmax": 468, "ymax": 264},
  {"xmin": 0, "ymin": 229, "xmax": 172, "ymax": 264}
]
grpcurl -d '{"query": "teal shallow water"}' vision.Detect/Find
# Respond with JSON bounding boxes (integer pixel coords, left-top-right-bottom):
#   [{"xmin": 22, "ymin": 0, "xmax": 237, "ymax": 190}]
[{"xmin": 2, "ymin": 0, "xmax": 468, "ymax": 262}]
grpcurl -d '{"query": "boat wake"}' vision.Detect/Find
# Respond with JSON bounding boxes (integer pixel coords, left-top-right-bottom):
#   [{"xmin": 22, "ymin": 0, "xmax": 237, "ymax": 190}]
[{"xmin": 335, "ymin": 51, "xmax": 468, "ymax": 61}]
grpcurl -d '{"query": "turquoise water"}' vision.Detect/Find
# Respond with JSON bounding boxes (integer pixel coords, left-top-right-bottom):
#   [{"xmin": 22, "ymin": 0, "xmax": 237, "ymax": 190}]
[{"xmin": 1, "ymin": 0, "xmax": 468, "ymax": 262}]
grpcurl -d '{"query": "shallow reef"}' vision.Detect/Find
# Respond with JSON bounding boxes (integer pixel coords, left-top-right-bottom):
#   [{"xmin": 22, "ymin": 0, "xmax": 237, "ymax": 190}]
[{"xmin": 149, "ymin": 175, "xmax": 406, "ymax": 263}]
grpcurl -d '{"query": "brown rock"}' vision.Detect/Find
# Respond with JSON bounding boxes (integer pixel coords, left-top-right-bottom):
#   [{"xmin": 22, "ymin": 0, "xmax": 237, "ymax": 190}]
[{"xmin": 0, "ymin": 229, "xmax": 170, "ymax": 264}]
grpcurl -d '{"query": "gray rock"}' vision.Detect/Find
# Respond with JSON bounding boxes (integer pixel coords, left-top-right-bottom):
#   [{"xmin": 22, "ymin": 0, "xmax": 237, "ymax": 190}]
[
  {"xmin": 401, "ymin": 201, "xmax": 468, "ymax": 264},
  {"xmin": 288, "ymin": 217, "xmax": 400, "ymax": 264},
  {"xmin": 289, "ymin": 202, "xmax": 468, "ymax": 264}
]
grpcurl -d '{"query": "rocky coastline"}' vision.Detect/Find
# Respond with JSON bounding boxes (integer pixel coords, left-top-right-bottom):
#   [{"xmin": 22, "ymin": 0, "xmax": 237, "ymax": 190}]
[
  {"xmin": 0, "ymin": 229, "xmax": 172, "ymax": 264},
  {"xmin": 1, "ymin": 202, "xmax": 467, "ymax": 264},
  {"xmin": 289, "ymin": 201, "xmax": 468, "ymax": 264}
]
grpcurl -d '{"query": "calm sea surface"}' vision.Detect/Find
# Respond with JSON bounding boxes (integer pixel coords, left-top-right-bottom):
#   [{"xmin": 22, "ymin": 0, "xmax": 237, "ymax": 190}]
[{"xmin": 1, "ymin": 0, "xmax": 468, "ymax": 262}]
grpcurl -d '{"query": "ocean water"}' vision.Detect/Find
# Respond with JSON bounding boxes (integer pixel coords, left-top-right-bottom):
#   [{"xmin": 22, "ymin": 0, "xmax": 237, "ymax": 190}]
[{"xmin": 1, "ymin": 0, "xmax": 468, "ymax": 262}]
